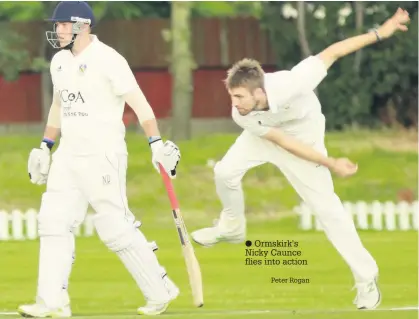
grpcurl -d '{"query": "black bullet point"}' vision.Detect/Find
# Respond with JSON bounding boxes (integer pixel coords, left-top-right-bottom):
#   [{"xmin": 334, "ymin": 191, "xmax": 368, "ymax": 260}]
[{"xmin": 245, "ymin": 240, "xmax": 252, "ymax": 247}]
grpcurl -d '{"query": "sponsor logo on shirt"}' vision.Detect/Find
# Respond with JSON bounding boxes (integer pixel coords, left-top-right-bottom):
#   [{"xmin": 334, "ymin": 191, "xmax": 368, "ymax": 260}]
[{"xmin": 59, "ymin": 89, "xmax": 88, "ymax": 118}]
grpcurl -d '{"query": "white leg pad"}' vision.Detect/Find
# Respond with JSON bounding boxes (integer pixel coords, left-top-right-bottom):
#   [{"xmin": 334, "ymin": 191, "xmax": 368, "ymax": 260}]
[
  {"xmin": 36, "ymin": 191, "xmax": 87, "ymax": 309},
  {"xmin": 94, "ymin": 214, "xmax": 171, "ymax": 303},
  {"xmin": 146, "ymin": 241, "xmax": 168, "ymax": 278},
  {"xmin": 62, "ymin": 232, "xmax": 75, "ymax": 291}
]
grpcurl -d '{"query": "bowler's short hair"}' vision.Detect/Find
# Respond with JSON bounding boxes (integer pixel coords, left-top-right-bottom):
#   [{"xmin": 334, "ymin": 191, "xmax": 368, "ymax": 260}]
[{"xmin": 224, "ymin": 58, "xmax": 264, "ymax": 91}]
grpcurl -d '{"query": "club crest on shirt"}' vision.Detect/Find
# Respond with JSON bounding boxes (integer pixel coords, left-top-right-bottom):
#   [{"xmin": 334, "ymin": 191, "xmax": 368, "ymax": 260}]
[{"xmin": 79, "ymin": 64, "xmax": 87, "ymax": 74}]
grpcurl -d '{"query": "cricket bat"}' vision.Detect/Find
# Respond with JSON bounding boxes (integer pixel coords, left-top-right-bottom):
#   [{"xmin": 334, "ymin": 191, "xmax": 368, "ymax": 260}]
[{"xmin": 159, "ymin": 164, "xmax": 204, "ymax": 308}]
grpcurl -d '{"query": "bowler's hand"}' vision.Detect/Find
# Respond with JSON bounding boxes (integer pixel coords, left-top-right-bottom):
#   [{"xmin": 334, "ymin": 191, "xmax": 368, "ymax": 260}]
[
  {"xmin": 330, "ymin": 158, "xmax": 358, "ymax": 178},
  {"xmin": 378, "ymin": 8, "xmax": 410, "ymax": 39}
]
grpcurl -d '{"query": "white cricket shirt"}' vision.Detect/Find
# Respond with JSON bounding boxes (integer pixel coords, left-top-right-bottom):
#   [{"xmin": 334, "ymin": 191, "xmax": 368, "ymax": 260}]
[
  {"xmin": 50, "ymin": 35, "xmax": 139, "ymax": 156},
  {"xmin": 232, "ymin": 55, "xmax": 327, "ymax": 137}
]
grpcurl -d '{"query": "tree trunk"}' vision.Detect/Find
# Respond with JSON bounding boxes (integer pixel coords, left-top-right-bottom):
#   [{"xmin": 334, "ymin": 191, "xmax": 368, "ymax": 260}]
[
  {"xmin": 296, "ymin": 2, "xmax": 317, "ymax": 95},
  {"xmin": 296, "ymin": 2, "xmax": 312, "ymax": 58},
  {"xmin": 353, "ymin": 2, "xmax": 364, "ymax": 73},
  {"xmin": 170, "ymin": 2, "xmax": 194, "ymax": 141},
  {"xmin": 351, "ymin": 2, "xmax": 364, "ymax": 123}
]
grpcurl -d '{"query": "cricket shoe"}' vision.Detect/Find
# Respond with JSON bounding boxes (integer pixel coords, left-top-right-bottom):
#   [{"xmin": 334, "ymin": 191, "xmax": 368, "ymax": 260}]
[
  {"xmin": 17, "ymin": 303, "xmax": 71, "ymax": 318},
  {"xmin": 137, "ymin": 276, "xmax": 179, "ymax": 316},
  {"xmin": 18, "ymin": 289, "xmax": 72, "ymax": 318},
  {"xmin": 353, "ymin": 276, "xmax": 381, "ymax": 310},
  {"xmin": 191, "ymin": 218, "xmax": 246, "ymax": 247}
]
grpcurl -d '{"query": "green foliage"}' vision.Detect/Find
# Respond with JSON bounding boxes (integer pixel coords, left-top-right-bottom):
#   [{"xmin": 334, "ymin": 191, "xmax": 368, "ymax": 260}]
[
  {"xmin": 92, "ymin": 2, "xmax": 142, "ymax": 20},
  {"xmin": 0, "ymin": 28, "xmax": 30, "ymax": 81},
  {"xmin": 0, "ymin": 2, "xmax": 57, "ymax": 80},
  {"xmin": 0, "ymin": 1, "xmax": 170, "ymax": 83},
  {"xmin": 0, "ymin": 1, "xmax": 169, "ymax": 22},
  {"xmin": 92, "ymin": 1, "xmax": 171, "ymax": 20},
  {"xmin": 192, "ymin": 1, "xmax": 262, "ymax": 18},
  {"xmin": 0, "ymin": 1, "xmax": 46, "ymax": 21},
  {"xmin": 261, "ymin": 1, "xmax": 418, "ymax": 129},
  {"xmin": 30, "ymin": 57, "xmax": 50, "ymax": 73}
]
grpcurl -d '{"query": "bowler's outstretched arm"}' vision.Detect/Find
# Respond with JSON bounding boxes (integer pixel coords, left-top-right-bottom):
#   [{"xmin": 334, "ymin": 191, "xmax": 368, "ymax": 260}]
[
  {"xmin": 263, "ymin": 128, "xmax": 335, "ymax": 168},
  {"xmin": 318, "ymin": 8, "xmax": 410, "ymax": 69},
  {"xmin": 274, "ymin": 8, "xmax": 410, "ymax": 105}
]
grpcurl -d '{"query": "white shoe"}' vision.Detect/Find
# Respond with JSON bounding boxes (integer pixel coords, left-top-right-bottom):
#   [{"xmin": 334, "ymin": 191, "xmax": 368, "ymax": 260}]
[
  {"xmin": 17, "ymin": 303, "xmax": 71, "ymax": 318},
  {"xmin": 137, "ymin": 276, "xmax": 179, "ymax": 316},
  {"xmin": 353, "ymin": 276, "xmax": 381, "ymax": 310},
  {"xmin": 19, "ymin": 289, "xmax": 72, "ymax": 318},
  {"xmin": 191, "ymin": 219, "xmax": 245, "ymax": 247},
  {"xmin": 137, "ymin": 302, "xmax": 170, "ymax": 316}
]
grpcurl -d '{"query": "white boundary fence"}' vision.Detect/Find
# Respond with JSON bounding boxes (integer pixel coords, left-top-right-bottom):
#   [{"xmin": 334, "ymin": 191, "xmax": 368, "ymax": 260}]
[
  {"xmin": 295, "ymin": 201, "xmax": 418, "ymax": 231},
  {"xmin": 0, "ymin": 201, "xmax": 418, "ymax": 241},
  {"xmin": 0, "ymin": 209, "xmax": 95, "ymax": 241}
]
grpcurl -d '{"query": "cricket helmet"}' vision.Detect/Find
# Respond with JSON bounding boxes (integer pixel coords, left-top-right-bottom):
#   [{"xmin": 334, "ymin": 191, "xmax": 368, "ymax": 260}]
[{"xmin": 45, "ymin": 1, "xmax": 95, "ymax": 50}]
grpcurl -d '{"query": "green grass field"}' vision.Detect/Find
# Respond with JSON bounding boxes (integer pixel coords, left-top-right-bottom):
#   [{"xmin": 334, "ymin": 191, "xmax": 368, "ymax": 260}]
[
  {"xmin": 0, "ymin": 131, "xmax": 418, "ymax": 318},
  {"xmin": 1, "ymin": 219, "xmax": 417, "ymax": 319}
]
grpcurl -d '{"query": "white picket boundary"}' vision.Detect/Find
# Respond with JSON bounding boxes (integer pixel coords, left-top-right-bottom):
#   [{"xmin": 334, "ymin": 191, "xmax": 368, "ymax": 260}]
[
  {"xmin": 0, "ymin": 201, "xmax": 417, "ymax": 240},
  {"xmin": 0, "ymin": 209, "xmax": 96, "ymax": 241},
  {"xmin": 295, "ymin": 200, "xmax": 419, "ymax": 231}
]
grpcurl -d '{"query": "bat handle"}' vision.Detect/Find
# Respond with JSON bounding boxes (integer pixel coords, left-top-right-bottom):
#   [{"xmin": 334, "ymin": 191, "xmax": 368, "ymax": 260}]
[{"xmin": 159, "ymin": 163, "xmax": 180, "ymax": 210}]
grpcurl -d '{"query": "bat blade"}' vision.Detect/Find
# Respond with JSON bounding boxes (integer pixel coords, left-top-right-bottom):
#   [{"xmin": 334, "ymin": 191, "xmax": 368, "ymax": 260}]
[
  {"xmin": 182, "ymin": 235, "xmax": 204, "ymax": 307},
  {"xmin": 159, "ymin": 164, "xmax": 204, "ymax": 307}
]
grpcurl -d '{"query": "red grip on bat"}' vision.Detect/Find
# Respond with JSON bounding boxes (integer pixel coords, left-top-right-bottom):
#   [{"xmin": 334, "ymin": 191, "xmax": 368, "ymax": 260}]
[{"xmin": 159, "ymin": 163, "xmax": 179, "ymax": 210}]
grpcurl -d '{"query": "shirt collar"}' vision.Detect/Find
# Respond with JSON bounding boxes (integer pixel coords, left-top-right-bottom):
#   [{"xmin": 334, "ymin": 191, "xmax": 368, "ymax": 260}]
[{"xmin": 72, "ymin": 34, "xmax": 99, "ymax": 60}]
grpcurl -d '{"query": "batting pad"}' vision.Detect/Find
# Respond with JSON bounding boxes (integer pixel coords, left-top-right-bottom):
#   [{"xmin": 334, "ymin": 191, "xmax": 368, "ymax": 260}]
[
  {"xmin": 115, "ymin": 230, "xmax": 172, "ymax": 304},
  {"xmin": 36, "ymin": 191, "xmax": 84, "ymax": 309},
  {"xmin": 146, "ymin": 240, "xmax": 169, "ymax": 279},
  {"xmin": 94, "ymin": 212, "xmax": 171, "ymax": 304},
  {"xmin": 61, "ymin": 232, "xmax": 75, "ymax": 291},
  {"xmin": 36, "ymin": 235, "xmax": 74, "ymax": 309}
]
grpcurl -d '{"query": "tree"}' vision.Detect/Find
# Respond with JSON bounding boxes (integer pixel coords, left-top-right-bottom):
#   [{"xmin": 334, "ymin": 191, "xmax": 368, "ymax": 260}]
[
  {"xmin": 261, "ymin": 1, "xmax": 418, "ymax": 129},
  {"xmin": 167, "ymin": 2, "xmax": 194, "ymax": 141},
  {"xmin": 296, "ymin": 2, "xmax": 318, "ymax": 96},
  {"xmin": 166, "ymin": 1, "xmax": 261, "ymax": 140},
  {"xmin": 192, "ymin": 1, "xmax": 262, "ymax": 18},
  {"xmin": 0, "ymin": 2, "xmax": 55, "ymax": 120},
  {"xmin": 0, "ymin": 27, "xmax": 32, "ymax": 81}
]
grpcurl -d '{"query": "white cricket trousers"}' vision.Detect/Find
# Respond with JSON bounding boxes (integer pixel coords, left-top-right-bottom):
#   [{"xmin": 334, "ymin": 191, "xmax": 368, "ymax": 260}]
[
  {"xmin": 214, "ymin": 113, "xmax": 378, "ymax": 283},
  {"xmin": 35, "ymin": 149, "xmax": 171, "ymax": 309}
]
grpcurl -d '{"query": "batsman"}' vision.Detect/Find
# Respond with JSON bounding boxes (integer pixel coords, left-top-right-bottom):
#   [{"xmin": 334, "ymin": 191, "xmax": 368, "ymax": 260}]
[
  {"xmin": 20, "ymin": 1, "xmax": 180, "ymax": 317},
  {"xmin": 191, "ymin": 8, "xmax": 411, "ymax": 310}
]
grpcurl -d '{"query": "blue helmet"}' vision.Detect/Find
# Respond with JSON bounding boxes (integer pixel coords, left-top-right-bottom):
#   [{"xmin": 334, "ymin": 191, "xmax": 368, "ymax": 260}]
[{"xmin": 45, "ymin": 1, "xmax": 95, "ymax": 50}]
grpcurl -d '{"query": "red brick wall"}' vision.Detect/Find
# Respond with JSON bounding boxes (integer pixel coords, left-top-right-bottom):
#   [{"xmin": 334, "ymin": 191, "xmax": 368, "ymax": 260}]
[{"xmin": 0, "ymin": 74, "xmax": 43, "ymax": 123}]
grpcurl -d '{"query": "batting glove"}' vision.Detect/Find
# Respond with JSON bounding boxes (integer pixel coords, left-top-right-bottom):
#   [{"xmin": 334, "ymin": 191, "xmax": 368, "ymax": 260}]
[
  {"xmin": 149, "ymin": 137, "xmax": 181, "ymax": 179},
  {"xmin": 28, "ymin": 140, "xmax": 52, "ymax": 185}
]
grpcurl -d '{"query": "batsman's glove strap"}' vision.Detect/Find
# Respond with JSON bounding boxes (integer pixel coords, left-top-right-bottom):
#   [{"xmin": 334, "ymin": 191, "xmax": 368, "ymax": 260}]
[
  {"xmin": 148, "ymin": 136, "xmax": 162, "ymax": 145},
  {"xmin": 42, "ymin": 137, "xmax": 55, "ymax": 150}
]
